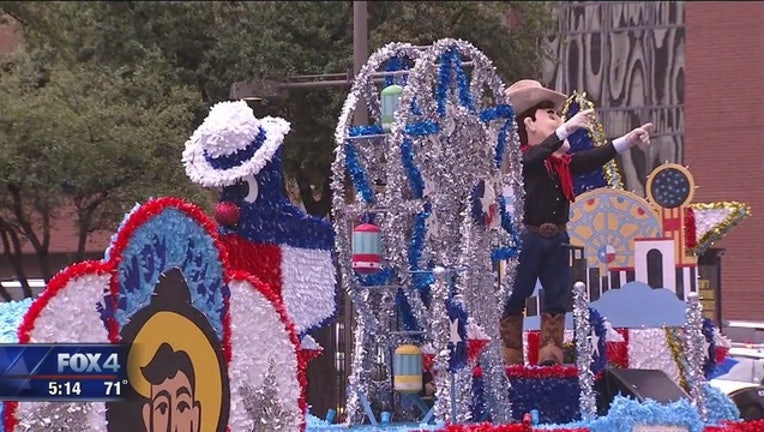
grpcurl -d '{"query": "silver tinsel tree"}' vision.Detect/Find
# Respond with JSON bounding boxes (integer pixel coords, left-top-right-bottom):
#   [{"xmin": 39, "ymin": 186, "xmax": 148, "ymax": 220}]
[{"xmin": 242, "ymin": 360, "xmax": 300, "ymax": 431}]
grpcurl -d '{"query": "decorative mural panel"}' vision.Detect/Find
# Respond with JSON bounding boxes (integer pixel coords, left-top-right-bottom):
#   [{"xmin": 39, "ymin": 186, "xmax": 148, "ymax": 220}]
[{"xmin": 542, "ymin": 1, "xmax": 685, "ymax": 197}]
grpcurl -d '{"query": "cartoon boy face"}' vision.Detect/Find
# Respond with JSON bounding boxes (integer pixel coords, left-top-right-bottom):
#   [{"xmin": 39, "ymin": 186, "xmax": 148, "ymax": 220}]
[{"xmin": 141, "ymin": 343, "xmax": 201, "ymax": 432}]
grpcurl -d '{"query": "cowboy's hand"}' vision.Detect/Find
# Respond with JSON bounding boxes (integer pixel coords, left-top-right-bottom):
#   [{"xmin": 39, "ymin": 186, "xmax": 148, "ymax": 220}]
[
  {"xmin": 624, "ymin": 122, "xmax": 655, "ymax": 147},
  {"xmin": 563, "ymin": 108, "xmax": 596, "ymax": 134}
]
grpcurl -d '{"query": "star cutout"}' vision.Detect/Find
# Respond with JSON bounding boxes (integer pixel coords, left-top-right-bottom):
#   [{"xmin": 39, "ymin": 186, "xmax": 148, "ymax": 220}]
[
  {"xmin": 590, "ymin": 330, "xmax": 600, "ymax": 356},
  {"xmin": 449, "ymin": 318, "xmax": 462, "ymax": 344}
]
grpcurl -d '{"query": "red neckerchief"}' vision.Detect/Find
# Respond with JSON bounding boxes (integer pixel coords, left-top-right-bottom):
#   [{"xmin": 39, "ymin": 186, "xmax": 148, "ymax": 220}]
[{"xmin": 522, "ymin": 145, "xmax": 576, "ymax": 202}]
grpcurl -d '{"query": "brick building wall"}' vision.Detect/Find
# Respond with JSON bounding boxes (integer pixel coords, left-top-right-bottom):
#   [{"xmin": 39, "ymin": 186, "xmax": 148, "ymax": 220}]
[{"xmin": 684, "ymin": 2, "xmax": 764, "ymax": 320}]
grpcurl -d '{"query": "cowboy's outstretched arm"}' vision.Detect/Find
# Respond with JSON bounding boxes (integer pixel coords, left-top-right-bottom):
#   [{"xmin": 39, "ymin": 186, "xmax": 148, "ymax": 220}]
[
  {"xmin": 569, "ymin": 142, "xmax": 618, "ymax": 174},
  {"xmin": 569, "ymin": 123, "xmax": 655, "ymax": 174}
]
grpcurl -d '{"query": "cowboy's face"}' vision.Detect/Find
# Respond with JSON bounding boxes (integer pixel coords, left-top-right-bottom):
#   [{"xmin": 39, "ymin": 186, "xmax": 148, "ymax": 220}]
[{"xmin": 525, "ymin": 106, "xmax": 563, "ymax": 142}]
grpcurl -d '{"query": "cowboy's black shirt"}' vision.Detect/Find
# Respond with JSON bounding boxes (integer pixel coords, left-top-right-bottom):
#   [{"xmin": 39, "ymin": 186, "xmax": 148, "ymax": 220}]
[{"xmin": 521, "ymin": 133, "xmax": 618, "ymax": 226}]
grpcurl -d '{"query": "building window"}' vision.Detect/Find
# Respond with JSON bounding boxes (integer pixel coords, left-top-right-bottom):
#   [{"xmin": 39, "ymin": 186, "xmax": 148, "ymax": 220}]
[{"xmin": 646, "ymin": 248, "xmax": 664, "ymax": 287}]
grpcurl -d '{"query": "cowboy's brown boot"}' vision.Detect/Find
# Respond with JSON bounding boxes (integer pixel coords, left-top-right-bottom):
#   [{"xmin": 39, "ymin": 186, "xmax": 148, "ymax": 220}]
[
  {"xmin": 499, "ymin": 315, "xmax": 524, "ymax": 365},
  {"xmin": 538, "ymin": 312, "xmax": 564, "ymax": 366}
]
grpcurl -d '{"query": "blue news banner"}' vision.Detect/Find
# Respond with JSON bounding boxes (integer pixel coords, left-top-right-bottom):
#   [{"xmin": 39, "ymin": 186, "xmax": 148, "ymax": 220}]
[{"xmin": 0, "ymin": 344, "xmax": 128, "ymax": 402}]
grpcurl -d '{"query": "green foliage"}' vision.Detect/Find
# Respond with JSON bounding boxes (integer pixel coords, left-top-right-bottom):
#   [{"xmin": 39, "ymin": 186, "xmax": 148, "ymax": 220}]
[{"xmin": 0, "ymin": 1, "xmax": 552, "ymax": 285}]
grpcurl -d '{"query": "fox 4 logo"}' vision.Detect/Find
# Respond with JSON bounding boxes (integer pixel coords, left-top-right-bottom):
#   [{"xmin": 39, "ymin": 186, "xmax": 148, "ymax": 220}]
[{"xmin": 56, "ymin": 352, "xmax": 120, "ymax": 373}]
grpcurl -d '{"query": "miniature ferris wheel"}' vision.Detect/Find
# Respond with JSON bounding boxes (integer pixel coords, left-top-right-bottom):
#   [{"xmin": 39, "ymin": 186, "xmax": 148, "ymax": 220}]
[{"xmin": 331, "ymin": 38, "xmax": 524, "ymax": 425}]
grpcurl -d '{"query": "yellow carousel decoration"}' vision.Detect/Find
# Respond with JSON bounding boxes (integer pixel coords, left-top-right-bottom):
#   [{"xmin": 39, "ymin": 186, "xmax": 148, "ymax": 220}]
[{"xmin": 568, "ymin": 161, "xmax": 750, "ymax": 301}]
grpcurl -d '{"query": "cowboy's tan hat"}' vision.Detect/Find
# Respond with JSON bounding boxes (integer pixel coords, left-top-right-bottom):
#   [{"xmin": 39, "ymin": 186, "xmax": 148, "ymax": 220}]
[{"xmin": 505, "ymin": 79, "xmax": 566, "ymax": 116}]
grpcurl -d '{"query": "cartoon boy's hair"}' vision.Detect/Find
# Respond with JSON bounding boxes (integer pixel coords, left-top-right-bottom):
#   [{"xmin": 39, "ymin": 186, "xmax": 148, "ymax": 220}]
[{"xmin": 141, "ymin": 342, "xmax": 196, "ymax": 392}]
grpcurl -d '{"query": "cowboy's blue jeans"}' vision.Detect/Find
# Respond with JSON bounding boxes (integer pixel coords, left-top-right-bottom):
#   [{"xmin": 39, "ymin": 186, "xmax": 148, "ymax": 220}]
[{"xmin": 502, "ymin": 228, "xmax": 570, "ymax": 318}]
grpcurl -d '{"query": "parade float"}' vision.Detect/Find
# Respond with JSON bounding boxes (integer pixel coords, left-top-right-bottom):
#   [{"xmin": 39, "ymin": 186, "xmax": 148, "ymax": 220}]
[{"xmin": 0, "ymin": 38, "xmax": 756, "ymax": 432}]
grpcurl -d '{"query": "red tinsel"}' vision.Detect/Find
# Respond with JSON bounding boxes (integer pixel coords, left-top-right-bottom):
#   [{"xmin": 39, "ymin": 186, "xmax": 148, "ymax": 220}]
[
  {"xmin": 229, "ymin": 270, "xmax": 308, "ymax": 432},
  {"xmin": 704, "ymin": 420, "xmax": 764, "ymax": 432},
  {"xmin": 527, "ymin": 331, "xmax": 540, "ymax": 365},
  {"xmin": 432, "ymin": 422, "xmax": 589, "ymax": 432},
  {"xmin": 684, "ymin": 207, "xmax": 697, "ymax": 250},
  {"xmin": 505, "ymin": 364, "xmax": 580, "ymax": 379},
  {"xmin": 424, "ymin": 353, "xmax": 436, "ymax": 371},
  {"xmin": 473, "ymin": 365, "xmax": 483, "ymax": 378},
  {"xmin": 468, "ymin": 339, "xmax": 490, "ymax": 364},
  {"xmin": 300, "ymin": 347, "xmax": 324, "ymax": 363},
  {"xmin": 219, "ymin": 234, "xmax": 284, "ymax": 299},
  {"xmin": 605, "ymin": 327, "xmax": 630, "ymax": 368},
  {"xmin": 716, "ymin": 346, "xmax": 729, "ymax": 365}
]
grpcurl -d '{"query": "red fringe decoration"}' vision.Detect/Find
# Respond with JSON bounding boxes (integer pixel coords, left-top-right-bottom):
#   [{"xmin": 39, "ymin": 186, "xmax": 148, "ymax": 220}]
[
  {"xmin": 219, "ymin": 234, "xmax": 284, "ymax": 300},
  {"xmin": 704, "ymin": 420, "xmax": 764, "ymax": 432},
  {"xmin": 527, "ymin": 331, "xmax": 540, "ymax": 365},
  {"xmin": 468, "ymin": 339, "xmax": 489, "ymax": 364},
  {"xmin": 605, "ymin": 328, "xmax": 630, "ymax": 368},
  {"xmin": 438, "ymin": 422, "xmax": 589, "ymax": 432},
  {"xmin": 229, "ymin": 270, "xmax": 308, "ymax": 432},
  {"xmin": 684, "ymin": 207, "xmax": 697, "ymax": 250},
  {"xmin": 505, "ymin": 365, "xmax": 580, "ymax": 379},
  {"xmin": 716, "ymin": 346, "xmax": 730, "ymax": 365}
]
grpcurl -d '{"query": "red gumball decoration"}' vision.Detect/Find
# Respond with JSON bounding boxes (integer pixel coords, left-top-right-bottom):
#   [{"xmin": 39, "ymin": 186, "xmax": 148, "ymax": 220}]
[
  {"xmin": 352, "ymin": 223, "xmax": 381, "ymax": 274},
  {"xmin": 215, "ymin": 201, "xmax": 240, "ymax": 227}
]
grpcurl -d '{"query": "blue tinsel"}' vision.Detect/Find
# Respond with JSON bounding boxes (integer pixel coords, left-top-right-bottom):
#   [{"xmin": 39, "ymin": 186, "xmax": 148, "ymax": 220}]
[
  {"xmin": 451, "ymin": 50, "xmax": 475, "ymax": 112},
  {"xmin": 404, "ymin": 120, "xmax": 440, "ymax": 137},
  {"xmin": 103, "ymin": 208, "xmax": 229, "ymax": 340},
  {"xmin": 343, "ymin": 125, "xmax": 385, "ymax": 204},
  {"xmin": 435, "ymin": 51, "xmax": 452, "ymax": 118},
  {"xmin": 446, "ymin": 297, "xmax": 469, "ymax": 372},
  {"xmin": 586, "ymin": 395, "xmax": 703, "ymax": 432},
  {"xmin": 343, "ymin": 142, "xmax": 375, "ymax": 204},
  {"xmin": 490, "ymin": 194, "xmax": 521, "ymax": 262},
  {"xmin": 400, "ymin": 138, "xmax": 425, "ymax": 199},
  {"xmin": 435, "ymin": 48, "xmax": 475, "ymax": 117},
  {"xmin": 471, "ymin": 370, "xmax": 488, "ymax": 423},
  {"xmin": 356, "ymin": 267, "xmax": 395, "ymax": 287},
  {"xmin": 702, "ymin": 318, "xmax": 718, "ymax": 379},
  {"xmin": 395, "ymin": 204, "xmax": 434, "ymax": 334},
  {"xmin": 478, "ymin": 104, "xmax": 515, "ymax": 169},
  {"xmin": 703, "ymin": 382, "xmax": 741, "ymax": 424},
  {"xmin": 508, "ymin": 375, "xmax": 581, "ymax": 424},
  {"xmin": 565, "ymin": 101, "xmax": 609, "ymax": 195},
  {"xmin": 384, "ymin": 56, "xmax": 409, "ymax": 87},
  {"xmin": 588, "ymin": 307, "xmax": 608, "ymax": 374}
]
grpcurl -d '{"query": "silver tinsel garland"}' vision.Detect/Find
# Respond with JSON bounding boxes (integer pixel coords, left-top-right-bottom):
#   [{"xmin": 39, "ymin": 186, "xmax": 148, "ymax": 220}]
[
  {"xmin": 684, "ymin": 292, "xmax": 707, "ymax": 421},
  {"xmin": 14, "ymin": 402, "xmax": 106, "ymax": 431},
  {"xmin": 573, "ymin": 281, "xmax": 596, "ymax": 421},
  {"xmin": 332, "ymin": 37, "xmax": 524, "ymax": 425}
]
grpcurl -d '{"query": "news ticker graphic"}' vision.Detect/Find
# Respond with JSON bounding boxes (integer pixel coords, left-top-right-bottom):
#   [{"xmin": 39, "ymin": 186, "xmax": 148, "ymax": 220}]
[{"xmin": 0, "ymin": 344, "xmax": 128, "ymax": 402}]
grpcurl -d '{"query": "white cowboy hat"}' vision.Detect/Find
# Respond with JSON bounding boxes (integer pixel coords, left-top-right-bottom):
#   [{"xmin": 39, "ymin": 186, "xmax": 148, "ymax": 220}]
[
  {"xmin": 504, "ymin": 79, "xmax": 566, "ymax": 117},
  {"xmin": 182, "ymin": 100, "xmax": 290, "ymax": 188}
]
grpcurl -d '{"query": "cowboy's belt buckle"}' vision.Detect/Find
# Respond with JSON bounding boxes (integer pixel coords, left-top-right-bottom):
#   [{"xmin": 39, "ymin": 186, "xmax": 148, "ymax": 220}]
[{"xmin": 539, "ymin": 223, "xmax": 559, "ymax": 238}]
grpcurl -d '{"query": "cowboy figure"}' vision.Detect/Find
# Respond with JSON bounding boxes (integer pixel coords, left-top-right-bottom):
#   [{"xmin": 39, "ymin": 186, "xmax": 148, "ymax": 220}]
[{"xmin": 500, "ymin": 80, "xmax": 654, "ymax": 366}]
